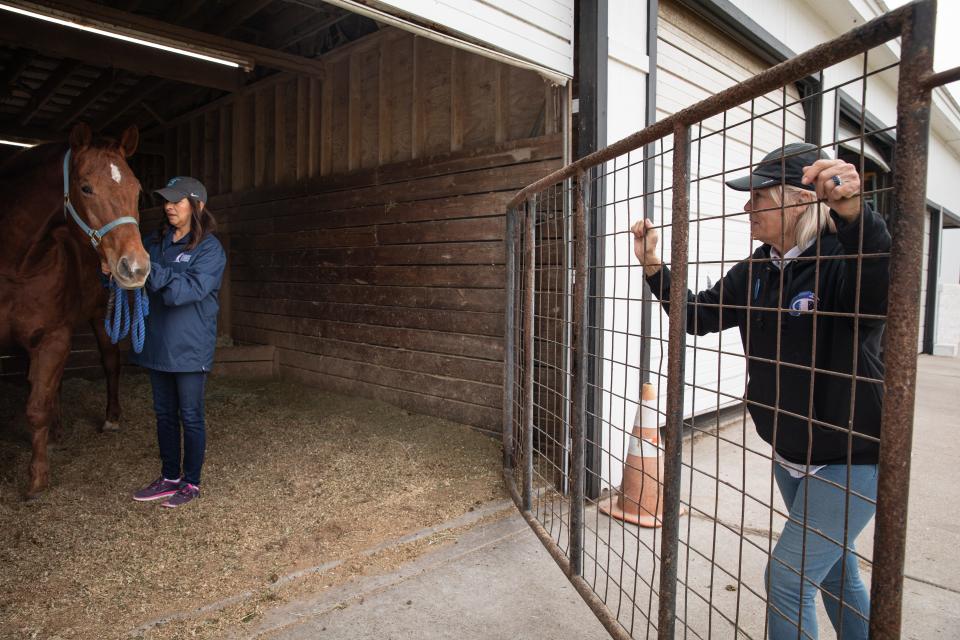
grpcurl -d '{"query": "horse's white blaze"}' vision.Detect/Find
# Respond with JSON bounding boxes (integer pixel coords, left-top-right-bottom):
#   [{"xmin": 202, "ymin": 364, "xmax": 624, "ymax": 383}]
[{"xmin": 110, "ymin": 163, "xmax": 122, "ymax": 184}]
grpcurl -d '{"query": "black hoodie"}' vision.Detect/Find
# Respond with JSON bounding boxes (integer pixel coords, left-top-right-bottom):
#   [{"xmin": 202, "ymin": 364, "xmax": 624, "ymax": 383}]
[{"xmin": 646, "ymin": 206, "xmax": 890, "ymax": 465}]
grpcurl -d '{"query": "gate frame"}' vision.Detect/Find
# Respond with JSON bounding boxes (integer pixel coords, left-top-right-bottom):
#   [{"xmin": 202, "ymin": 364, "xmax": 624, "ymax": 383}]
[{"xmin": 501, "ymin": 1, "xmax": 956, "ymax": 638}]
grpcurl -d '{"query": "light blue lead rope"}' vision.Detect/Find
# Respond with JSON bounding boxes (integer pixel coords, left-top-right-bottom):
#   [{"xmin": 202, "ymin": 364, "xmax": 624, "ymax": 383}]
[{"xmin": 105, "ymin": 279, "xmax": 150, "ymax": 353}]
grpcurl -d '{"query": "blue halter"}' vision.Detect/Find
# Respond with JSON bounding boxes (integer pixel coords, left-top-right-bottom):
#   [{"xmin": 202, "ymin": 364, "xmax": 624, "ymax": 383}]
[{"xmin": 62, "ymin": 149, "xmax": 140, "ymax": 247}]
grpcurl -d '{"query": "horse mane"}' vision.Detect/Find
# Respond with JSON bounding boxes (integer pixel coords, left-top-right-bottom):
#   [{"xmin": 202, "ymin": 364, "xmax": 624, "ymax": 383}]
[{"xmin": 0, "ymin": 136, "xmax": 123, "ymax": 182}]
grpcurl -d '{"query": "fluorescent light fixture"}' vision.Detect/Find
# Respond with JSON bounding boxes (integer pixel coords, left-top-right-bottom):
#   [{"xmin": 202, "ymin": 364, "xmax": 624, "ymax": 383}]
[
  {"xmin": 0, "ymin": 2, "xmax": 246, "ymax": 69},
  {"xmin": 0, "ymin": 139, "xmax": 35, "ymax": 148}
]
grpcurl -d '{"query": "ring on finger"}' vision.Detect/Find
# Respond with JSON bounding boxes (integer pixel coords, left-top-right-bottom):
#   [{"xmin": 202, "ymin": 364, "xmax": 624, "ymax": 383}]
[{"xmin": 831, "ymin": 175, "xmax": 843, "ymax": 187}]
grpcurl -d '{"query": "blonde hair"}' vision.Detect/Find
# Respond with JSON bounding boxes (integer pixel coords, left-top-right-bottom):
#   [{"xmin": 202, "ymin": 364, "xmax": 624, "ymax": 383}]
[{"xmin": 766, "ymin": 185, "xmax": 831, "ymax": 249}]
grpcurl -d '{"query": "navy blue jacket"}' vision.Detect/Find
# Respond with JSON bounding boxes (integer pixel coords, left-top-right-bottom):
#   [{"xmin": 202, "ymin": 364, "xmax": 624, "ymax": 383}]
[{"xmin": 130, "ymin": 230, "xmax": 226, "ymax": 373}]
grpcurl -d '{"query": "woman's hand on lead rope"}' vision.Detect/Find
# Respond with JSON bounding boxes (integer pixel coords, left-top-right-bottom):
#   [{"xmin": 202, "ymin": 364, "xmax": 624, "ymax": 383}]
[
  {"xmin": 801, "ymin": 159, "xmax": 862, "ymax": 222},
  {"xmin": 630, "ymin": 218, "xmax": 663, "ymax": 277}
]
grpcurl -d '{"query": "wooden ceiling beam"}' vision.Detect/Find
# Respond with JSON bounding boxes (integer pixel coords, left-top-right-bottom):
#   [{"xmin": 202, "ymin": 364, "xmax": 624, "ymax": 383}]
[
  {"xmin": 0, "ymin": 124, "xmax": 65, "ymax": 144},
  {"xmin": 3, "ymin": 0, "xmax": 327, "ymax": 78},
  {"xmin": 164, "ymin": 0, "xmax": 208, "ymax": 25},
  {"xmin": 0, "ymin": 13, "xmax": 245, "ymax": 92},
  {"xmin": 208, "ymin": 0, "xmax": 275, "ymax": 36},
  {"xmin": 0, "ymin": 123, "xmax": 163, "ymax": 155},
  {"xmin": 92, "ymin": 76, "xmax": 166, "ymax": 131},
  {"xmin": 52, "ymin": 70, "xmax": 119, "ymax": 130},
  {"xmin": 19, "ymin": 59, "xmax": 81, "ymax": 125},
  {"xmin": 269, "ymin": 13, "xmax": 349, "ymax": 49},
  {"xmin": 0, "ymin": 49, "xmax": 34, "ymax": 102}
]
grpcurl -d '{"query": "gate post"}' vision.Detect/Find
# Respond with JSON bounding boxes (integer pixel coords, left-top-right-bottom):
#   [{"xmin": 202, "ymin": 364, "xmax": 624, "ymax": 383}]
[
  {"xmin": 523, "ymin": 196, "xmax": 537, "ymax": 512},
  {"xmin": 569, "ymin": 171, "xmax": 589, "ymax": 577},
  {"xmin": 658, "ymin": 122, "xmax": 690, "ymax": 640},
  {"xmin": 870, "ymin": 2, "xmax": 935, "ymax": 638},
  {"xmin": 503, "ymin": 206, "xmax": 517, "ymax": 471}
]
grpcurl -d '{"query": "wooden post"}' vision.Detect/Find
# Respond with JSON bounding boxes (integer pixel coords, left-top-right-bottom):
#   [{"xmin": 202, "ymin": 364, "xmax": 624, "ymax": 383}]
[
  {"xmin": 378, "ymin": 39, "xmax": 392, "ymax": 165},
  {"xmin": 203, "ymin": 111, "xmax": 217, "ymax": 191},
  {"xmin": 450, "ymin": 48, "xmax": 464, "ymax": 152},
  {"xmin": 274, "ymin": 82, "xmax": 287, "ymax": 184},
  {"xmin": 218, "ymin": 106, "xmax": 231, "ymax": 195},
  {"xmin": 317, "ymin": 77, "xmax": 328, "ymax": 177},
  {"xmin": 348, "ymin": 52, "xmax": 361, "ymax": 172},
  {"xmin": 411, "ymin": 36, "xmax": 422, "ymax": 159},
  {"xmin": 297, "ymin": 75, "xmax": 309, "ymax": 180}
]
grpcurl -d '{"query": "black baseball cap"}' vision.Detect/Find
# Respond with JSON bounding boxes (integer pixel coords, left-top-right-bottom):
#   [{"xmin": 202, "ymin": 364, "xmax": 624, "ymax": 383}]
[
  {"xmin": 725, "ymin": 142, "xmax": 830, "ymax": 192},
  {"xmin": 154, "ymin": 176, "xmax": 208, "ymax": 204}
]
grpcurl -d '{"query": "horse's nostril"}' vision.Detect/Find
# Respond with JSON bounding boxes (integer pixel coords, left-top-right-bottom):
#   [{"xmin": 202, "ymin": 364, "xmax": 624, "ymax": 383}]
[{"xmin": 117, "ymin": 257, "xmax": 133, "ymax": 278}]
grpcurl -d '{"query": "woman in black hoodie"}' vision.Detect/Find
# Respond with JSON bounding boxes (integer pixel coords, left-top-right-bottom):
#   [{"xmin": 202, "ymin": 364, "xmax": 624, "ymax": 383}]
[{"xmin": 631, "ymin": 143, "xmax": 889, "ymax": 640}]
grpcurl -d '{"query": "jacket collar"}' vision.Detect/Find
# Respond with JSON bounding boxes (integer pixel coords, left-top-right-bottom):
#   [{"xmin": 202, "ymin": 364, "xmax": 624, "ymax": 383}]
[{"xmin": 163, "ymin": 229, "xmax": 193, "ymax": 249}]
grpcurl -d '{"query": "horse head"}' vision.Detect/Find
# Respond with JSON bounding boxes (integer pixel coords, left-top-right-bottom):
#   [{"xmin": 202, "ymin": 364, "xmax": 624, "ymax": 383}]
[{"xmin": 67, "ymin": 123, "xmax": 150, "ymax": 289}]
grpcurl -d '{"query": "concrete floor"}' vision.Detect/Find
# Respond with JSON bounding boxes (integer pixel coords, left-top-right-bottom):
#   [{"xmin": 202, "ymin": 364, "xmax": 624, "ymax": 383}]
[{"xmin": 248, "ymin": 355, "xmax": 960, "ymax": 639}]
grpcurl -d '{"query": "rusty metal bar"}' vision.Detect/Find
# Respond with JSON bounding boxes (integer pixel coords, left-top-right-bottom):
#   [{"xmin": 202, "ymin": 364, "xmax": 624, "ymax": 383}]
[
  {"xmin": 503, "ymin": 469, "xmax": 633, "ymax": 640},
  {"xmin": 506, "ymin": 1, "xmax": 914, "ymax": 211},
  {"xmin": 523, "ymin": 196, "xmax": 536, "ymax": 512},
  {"xmin": 921, "ymin": 64, "xmax": 960, "ymax": 90},
  {"xmin": 569, "ymin": 171, "xmax": 588, "ymax": 577},
  {"xmin": 503, "ymin": 207, "xmax": 517, "ymax": 470},
  {"xmin": 870, "ymin": 1, "xmax": 935, "ymax": 638},
  {"xmin": 657, "ymin": 123, "xmax": 691, "ymax": 640}
]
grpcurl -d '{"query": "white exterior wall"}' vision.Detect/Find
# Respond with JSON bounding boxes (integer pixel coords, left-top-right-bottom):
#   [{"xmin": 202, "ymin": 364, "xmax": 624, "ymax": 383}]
[
  {"xmin": 732, "ymin": 0, "xmax": 960, "ymax": 351},
  {"xmin": 330, "ymin": 0, "xmax": 574, "ymax": 80},
  {"xmin": 600, "ymin": 0, "xmax": 653, "ymax": 490},
  {"xmin": 599, "ymin": 0, "xmax": 960, "ymax": 488}
]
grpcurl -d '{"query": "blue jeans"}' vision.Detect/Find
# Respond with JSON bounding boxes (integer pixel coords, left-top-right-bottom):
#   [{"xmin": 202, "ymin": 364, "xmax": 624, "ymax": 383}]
[
  {"xmin": 767, "ymin": 463, "xmax": 878, "ymax": 640},
  {"xmin": 149, "ymin": 370, "xmax": 207, "ymax": 486}
]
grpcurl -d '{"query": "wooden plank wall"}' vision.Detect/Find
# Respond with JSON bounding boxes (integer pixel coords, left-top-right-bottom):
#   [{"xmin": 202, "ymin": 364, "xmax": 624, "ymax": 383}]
[
  {"xmin": 134, "ymin": 27, "xmax": 562, "ymax": 197},
  {"xmin": 125, "ymin": 29, "xmax": 566, "ymax": 432},
  {"xmin": 211, "ymin": 136, "xmax": 562, "ymax": 432}
]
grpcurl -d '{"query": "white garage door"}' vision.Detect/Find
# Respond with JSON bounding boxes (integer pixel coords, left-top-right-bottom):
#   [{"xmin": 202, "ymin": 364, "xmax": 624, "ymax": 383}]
[{"xmin": 654, "ymin": 0, "xmax": 807, "ymax": 419}]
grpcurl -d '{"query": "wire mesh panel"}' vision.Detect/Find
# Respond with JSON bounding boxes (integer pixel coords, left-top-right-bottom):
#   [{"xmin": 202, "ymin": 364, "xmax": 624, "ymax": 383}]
[{"xmin": 502, "ymin": 2, "xmax": 955, "ymax": 639}]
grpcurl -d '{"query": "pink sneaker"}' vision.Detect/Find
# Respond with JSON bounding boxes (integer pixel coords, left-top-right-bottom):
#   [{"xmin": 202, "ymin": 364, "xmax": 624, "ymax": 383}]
[
  {"xmin": 161, "ymin": 483, "xmax": 200, "ymax": 508},
  {"xmin": 133, "ymin": 477, "xmax": 181, "ymax": 502}
]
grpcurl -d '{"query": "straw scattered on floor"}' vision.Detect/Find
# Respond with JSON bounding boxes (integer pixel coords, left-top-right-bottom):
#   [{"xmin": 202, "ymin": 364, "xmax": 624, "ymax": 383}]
[{"xmin": 0, "ymin": 372, "xmax": 505, "ymax": 639}]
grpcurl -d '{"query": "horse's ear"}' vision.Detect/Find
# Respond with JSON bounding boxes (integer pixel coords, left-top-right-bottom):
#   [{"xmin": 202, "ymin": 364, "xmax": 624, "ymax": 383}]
[
  {"xmin": 69, "ymin": 123, "xmax": 92, "ymax": 150},
  {"xmin": 119, "ymin": 124, "xmax": 139, "ymax": 158}
]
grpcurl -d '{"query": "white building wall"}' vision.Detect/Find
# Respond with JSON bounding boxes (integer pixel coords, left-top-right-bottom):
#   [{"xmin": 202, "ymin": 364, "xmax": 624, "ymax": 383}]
[
  {"xmin": 599, "ymin": 0, "xmax": 960, "ymax": 488},
  {"xmin": 330, "ymin": 0, "xmax": 574, "ymax": 79},
  {"xmin": 732, "ymin": 0, "xmax": 960, "ymax": 350},
  {"xmin": 600, "ymin": 0, "xmax": 653, "ymax": 491}
]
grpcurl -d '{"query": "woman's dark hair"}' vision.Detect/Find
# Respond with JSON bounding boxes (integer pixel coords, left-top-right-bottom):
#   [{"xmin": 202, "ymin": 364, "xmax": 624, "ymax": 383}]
[{"xmin": 160, "ymin": 199, "xmax": 216, "ymax": 250}]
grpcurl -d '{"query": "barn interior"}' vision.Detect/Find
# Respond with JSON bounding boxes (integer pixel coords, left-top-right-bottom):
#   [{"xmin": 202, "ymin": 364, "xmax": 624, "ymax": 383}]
[
  {"xmin": 0, "ymin": 0, "xmax": 566, "ymax": 433},
  {"xmin": 0, "ymin": 1, "xmax": 566, "ymax": 636}
]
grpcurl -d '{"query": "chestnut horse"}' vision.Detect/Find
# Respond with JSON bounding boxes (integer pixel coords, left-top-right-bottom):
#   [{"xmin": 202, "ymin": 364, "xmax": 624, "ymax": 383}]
[{"xmin": 0, "ymin": 123, "xmax": 150, "ymax": 498}]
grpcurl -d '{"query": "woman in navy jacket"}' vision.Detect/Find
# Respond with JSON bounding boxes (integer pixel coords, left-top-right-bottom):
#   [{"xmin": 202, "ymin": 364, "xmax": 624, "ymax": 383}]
[
  {"xmin": 131, "ymin": 176, "xmax": 226, "ymax": 508},
  {"xmin": 631, "ymin": 143, "xmax": 888, "ymax": 640}
]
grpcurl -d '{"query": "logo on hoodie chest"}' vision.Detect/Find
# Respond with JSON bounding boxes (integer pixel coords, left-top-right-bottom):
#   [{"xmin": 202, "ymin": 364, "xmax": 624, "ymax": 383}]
[{"xmin": 788, "ymin": 291, "xmax": 818, "ymax": 316}]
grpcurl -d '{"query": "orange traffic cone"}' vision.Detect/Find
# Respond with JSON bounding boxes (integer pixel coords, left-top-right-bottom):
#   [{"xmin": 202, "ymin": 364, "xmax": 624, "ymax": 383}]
[{"xmin": 599, "ymin": 382, "xmax": 673, "ymax": 528}]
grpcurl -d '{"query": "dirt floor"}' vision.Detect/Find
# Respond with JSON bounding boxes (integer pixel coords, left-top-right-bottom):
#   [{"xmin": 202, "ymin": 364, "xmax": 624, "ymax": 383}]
[{"xmin": 0, "ymin": 372, "xmax": 506, "ymax": 639}]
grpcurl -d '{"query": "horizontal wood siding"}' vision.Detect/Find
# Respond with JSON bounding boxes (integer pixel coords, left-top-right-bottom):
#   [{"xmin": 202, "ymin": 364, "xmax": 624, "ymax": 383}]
[
  {"xmin": 218, "ymin": 136, "xmax": 562, "ymax": 431},
  {"xmin": 132, "ymin": 27, "xmax": 560, "ymax": 198}
]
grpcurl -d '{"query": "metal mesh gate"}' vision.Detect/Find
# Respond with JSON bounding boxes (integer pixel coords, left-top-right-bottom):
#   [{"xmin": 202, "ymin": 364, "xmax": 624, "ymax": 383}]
[{"xmin": 501, "ymin": 2, "xmax": 959, "ymax": 638}]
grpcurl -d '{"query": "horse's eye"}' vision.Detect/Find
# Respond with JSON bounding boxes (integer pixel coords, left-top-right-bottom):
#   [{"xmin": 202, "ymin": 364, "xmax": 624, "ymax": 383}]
[{"xmin": 81, "ymin": 185, "xmax": 94, "ymax": 195}]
